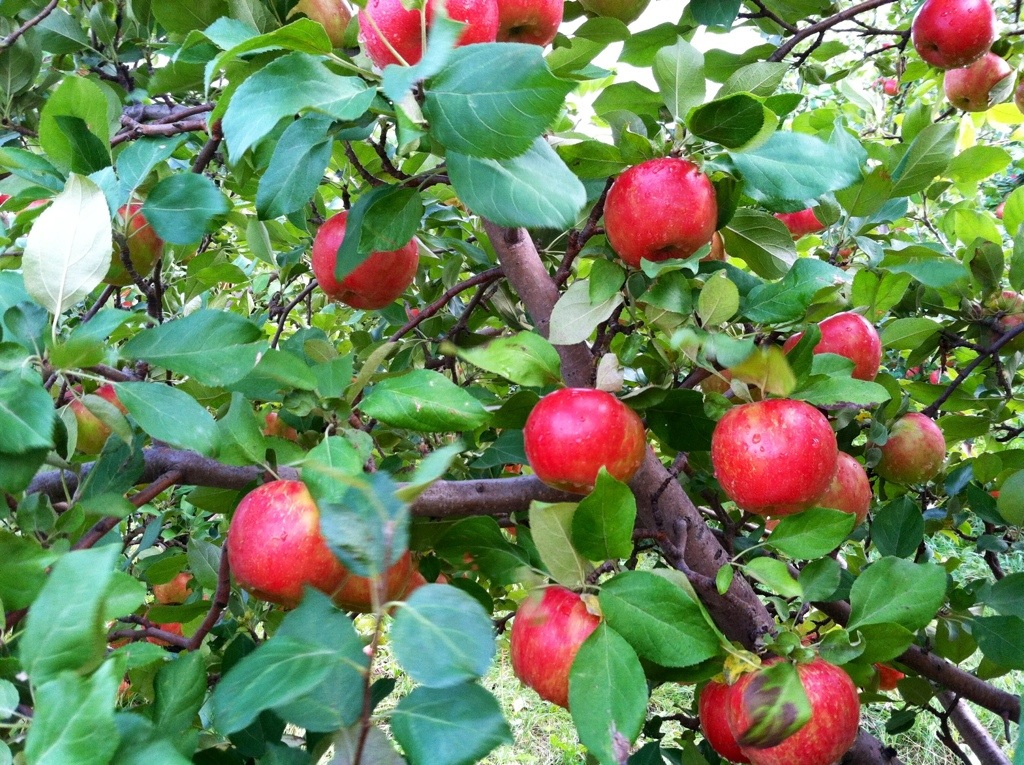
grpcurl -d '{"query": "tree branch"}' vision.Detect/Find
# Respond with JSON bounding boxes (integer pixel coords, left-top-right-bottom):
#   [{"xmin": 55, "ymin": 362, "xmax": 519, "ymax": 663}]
[
  {"xmin": 938, "ymin": 692, "xmax": 1011, "ymax": 765},
  {"xmin": 768, "ymin": 0, "xmax": 900, "ymax": 62},
  {"xmin": 388, "ymin": 267, "xmax": 504, "ymax": 343},
  {"xmin": 0, "ymin": 0, "xmax": 59, "ymax": 51}
]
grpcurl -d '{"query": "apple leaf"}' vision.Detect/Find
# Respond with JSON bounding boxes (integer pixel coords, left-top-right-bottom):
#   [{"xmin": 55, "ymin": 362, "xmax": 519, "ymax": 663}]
[
  {"xmin": 652, "ymin": 38, "xmax": 704, "ymax": 122},
  {"xmin": 733, "ymin": 662, "xmax": 812, "ymax": 749},
  {"xmin": 744, "ymin": 557, "xmax": 802, "ymax": 599},
  {"xmin": 871, "ymin": 497, "xmax": 923, "ymax": 558},
  {"xmin": 879, "ymin": 317, "xmax": 944, "ymax": 351},
  {"xmin": 115, "ymin": 382, "xmax": 219, "ymax": 457},
  {"xmin": 391, "ymin": 584, "xmax": 496, "ymax": 688},
  {"xmin": 721, "ymin": 209, "xmax": 797, "ymax": 280},
  {"xmin": 571, "ymin": 470, "xmax": 636, "ymax": 561},
  {"xmin": 382, "ymin": 14, "xmax": 463, "ymax": 103},
  {"xmin": 390, "ymin": 683, "xmax": 512, "ymax": 765},
  {"xmin": 0, "ymin": 529, "xmax": 59, "ymax": 610},
  {"xmin": 142, "ymin": 173, "xmax": 230, "ymax": 245},
  {"xmin": 767, "ymin": 508, "xmax": 856, "ymax": 560},
  {"xmin": 889, "ymin": 122, "xmax": 956, "ymax": 198},
  {"xmin": 434, "ymin": 517, "xmax": 531, "ymax": 585},
  {"xmin": 331, "ymin": 723, "xmax": 405, "ymax": 765},
  {"xmin": 256, "ymin": 113, "xmax": 334, "ymax": 220},
  {"xmin": 643, "ymin": 389, "xmax": 716, "ymax": 452},
  {"xmin": 358, "ymin": 369, "xmax": 490, "ymax": 433},
  {"xmin": 689, "ymin": 93, "xmax": 778, "ymax": 151},
  {"xmin": 568, "ymin": 625, "xmax": 647, "ymax": 765},
  {"xmin": 456, "ymin": 332, "xmax": 562, "ymax": 387},
  {"xmin": 529, "ymin": 501, "xmax": 592, "ymax": 588},
  {"xmin": 548, "ymin": 279, "xmax": 623, "ymax": 346},
  {"xmin": 743, "ymin": 258, "xmax": 850, "ymax": 325},
  {"xmin": 0, "ymin": 368, "xmax": 56, "ymax": 454},
  {"xmin": 598, "ymin": 571, "xmax": 721, "ymax": 668},
  {"xmin": 970, "ymin": 616, "xmax": 1024, "ymax": 670},
  {"xmin": 153, "ymin": 652, "xmax": 207, "ymax": 737},
  {"xmin": 848, "ymin": 557, "xmax": 947, "ymax": 632},
  {"xmin": 334, "ymin": 184, "xmax": 424, "ymax": 283}
]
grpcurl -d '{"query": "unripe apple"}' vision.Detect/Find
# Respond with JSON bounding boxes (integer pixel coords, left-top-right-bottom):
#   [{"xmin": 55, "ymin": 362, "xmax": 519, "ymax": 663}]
[
  {"xmin": 359, "ymin": 0, "xmax": 499, "ymax": 68},
  {"xmin": 875, "ymin": 413, "xmax": 946, "ymax": 484},
  {"xmin": 727, "ymin": 658, "xmax": 860, "ymax": 765},
  {"xmin": 106, "ymin": 203, "xmax": 165, "ymax": 286},
  {"xmin": 311, "ymin": 210, "xmax": 419, "ymax": 310},
  {"xmin": 985, "ymin": 290, "xmax": 1024, "ymax": 353},
  {"xmin": 604, "ymin": 157, "xmax": 717, "ymax": 269},
  {"xmin": 68, "ymin": 384, "xmax": 128, "ymax": 455},
  {"xmin": 495, "ymin": 0, "xmax": 563, "ymax": 45},
  {"xmin": 711, "ymin": 399, "xmax": 838, "ymax": 516},
  {"xmin": 227, "ymin": 480, "xmax": 414, "ymax": 610},
  {"xmin": 1015, "ymin": 80, "xmax": 1024, "ymax": 113},
  {"xmin": 509, "ymin": 586, "xmax": 601, "ymax": 708},
  {"xmin": 944, "ymin": 52, "xmax": 1012, "ymax": 112},
  {"xmin": 911, "ymin": 0, "xmax": 996, "ymax": 70},
  {"xmin": 290, "ymin": 0, "xmax": 352, "ymax": 47},
  {"xmin": 523, "ymin": 388, "xmax": 646, "ymax": 494},
  {"xmin": 782, "ymin": 311, "xmax": 883, "ymax": 381},
  {"xmin": 578, "ymin": 0, "xmax": 649, "ymax": 24},
  {"xmin": 699, "ymin": 679, "xmax": 750, "ymax": 763},
  {"xmin": 774, "ymin": 208, "xmax": 825, "ymax": 239},
  {"xmin": 153, "ymin": 572, "xmax": 193, "ymax": 605},
  {"xmin": 815, "ymin": 452, "xmax": 872, "ymax": 525}
]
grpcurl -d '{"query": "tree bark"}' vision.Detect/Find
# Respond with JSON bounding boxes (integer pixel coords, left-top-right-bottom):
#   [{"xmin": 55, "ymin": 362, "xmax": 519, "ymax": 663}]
[{"xmin": 938, "ymin": 692, "xmax": 1012, "ymax": 765}]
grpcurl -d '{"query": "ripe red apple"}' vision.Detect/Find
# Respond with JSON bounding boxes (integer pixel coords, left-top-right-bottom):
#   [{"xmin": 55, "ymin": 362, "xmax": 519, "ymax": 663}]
[
  {"xmin": 711, "ymin": 399, "xmax": 838, "ymax": 516},
  {"xmin": 911, "ymin": 0, "xmax": 996, "ymax": 70},
  {"xmin": 153, "ymin": 572, "xmax": 193, "ymax": 605},
  {"xmin": 881, "ymin": 77, "xmax": 899, "ymax": 96},
  {"xmin": 727, "ymin": 658, "xmax": 860, "ymax": 765},
  {"xmin": 875, "ymin": 663, "xmax": 905, "ymax": 691},
  {"xmin": 495, "ymin": 0, "xmax": 562, "ymax": 45},
  {"xmin": 227, "ymin": 480, "xmax": 414, "ymax": 610},
  {"xmin": 523, "ymin": 388, "xmax": 646, "ymax": 494},
  {"xmin": 291, "ymin": 0, "xmax": 352, "ymax": 47},
  {"xmin": 263, "ymin": 412, "xmax": 299, "ymax": 441},
  {"xmin": 774, "ymin": 208, "xmax": 825, "ymax": 239},
  {"xmin": 0, "ymin": 194, "xmax": 9, "ymax": 207},
  {"xmin": 1015, "ymin": 80, "xmax": 1024, "ymax": 113},
  {"xmin": 509, "ymin": 586, "xmax": 601, "ymax": 708},
  {"xmin": 944, "ymin": 52, "xmax": 1012, "ymax": 111},
  {"xmin": 985, "ymin": 290, "xmax": 1024, "ymax": 352},
  {"xmin": 699, "ymin": 679, "xmax": 750, "ymax": 763},
  {"xmin": 782, "ymin": 311, "xmax": 883, "ymax": 381},
  {"xmin": 875, "ymin": 413, "xmax": 946, "ymax": 484},
  {"xmin": 604, "ymin": 157, "xmax": 717, "ymax": 269},
  {"xmin": 106, "ymin": 203, "xmax": 165, "ymax": 286},
  {"xmin": 147, "ymin": 620, "xmax": 184, "ymax": 646},
  {"xmin": 359, "ymin": 0, "xmax": 499, "ymax": 68},
  {"xmin": 69, "ymin": 384, "xmax": 128, "ymax": 455},
  {"xmin": 311, "ymin": 210, "xmax": 419, "ymax": 310},
  {"xmin": 578, "ymin": 0, "xmax": 650, "ymax": 24},
  {"xmin": 995, "ymin": 201, "xmax": 1005, "ymax": 219},
  {"xmin": 815, "ymin": 452, "xmax": 872, "ymax": 525}
]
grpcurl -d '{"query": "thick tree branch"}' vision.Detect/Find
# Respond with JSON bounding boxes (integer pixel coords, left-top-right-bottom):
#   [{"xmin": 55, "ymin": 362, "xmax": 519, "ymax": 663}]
[
  {"xmin": 768, "ymin": 0, "xmax": 900, "ymax": 62},
  {"xmin": 938, "ymin": 692, "xmax": 1011, "ymax": 765}
]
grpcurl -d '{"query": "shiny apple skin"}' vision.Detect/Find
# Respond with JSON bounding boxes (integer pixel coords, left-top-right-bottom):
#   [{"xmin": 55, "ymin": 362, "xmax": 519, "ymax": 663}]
[
  {"xmin": 944, "ymin": 52, "xmax": 1012, "ymax": 111},
  {"xmin": 292, "ymin": 0, "xmax": 352, "ymax": 47},
  {"xmin": 727, "ymin": 658, "xmax": 860, "ymax": 765},
  {"xmin": 875, "ymin": 413, "xmax": 946, "ymax": 485},
  {"xmin": 578, "ymin": 0, "xmax": 649, "ymax": 24},
  {"xmin": 359, "ymin": 0, "xmax": 499, "ymax": 68},
  {"xmin": 816, "ymin": 452, "xmax": 872, "ymax": 525},
  {"xmin": 711, "ymin": 399, "xmax": 838, "ymax": 517},
  {"xmin": 774, "ymin": 208, "xmax": 825, "ymax": 239},
  {"xmin": 311, "ymin": 210, "xmax": 419, "ymax": 310},
  {"xmin": 227, "ymin": 480, "xmax": 413, "ymax": 610},
  {"xmin": 509, "ymin": 586, "xmax": 600, "ymax": 709},
  {"xmin": 523, "ymin": 388, "xmax": 646, "ymax": 494},
  {"xmin": 153, "ymin": 572, "xmax": 193, "ymax": 605},
  {"xmin": 604, "ymin": 158, "xmax": 717, "ymax": 269},
  {"xmin": 495, "ymin": 0, "xmax": 562, "ymax": 45},
  {"xmin": 106, "ymin": 203, "xmax": 165, "ymax": 286},
  {"xmin": 699, "ymin": 679, "xmax": 751, "ymax": 763},
  {"xmin": 782, "ymin": 311, "xmax": 883, "ymax": 382},
  {"xmin": 911, "ymin": 0, "xmax": 997, "ymax": 70}
]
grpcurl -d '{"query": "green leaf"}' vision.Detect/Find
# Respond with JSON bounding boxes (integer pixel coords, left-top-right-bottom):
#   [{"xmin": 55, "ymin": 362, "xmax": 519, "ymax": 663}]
[
  {"xmin": 972, "ymin": 616, "xmax": 1024, "ymax": 670},
  {"xmin": 528, "ymin": 501, "xmax": 591, "ymax": 588},
  {"xmin": 848, "ymin": 557, "xmax": 947, "ymax": 632},
  {"xmin": 448, "ymin": 138, "xmax": 587, "ymax": 229},
  {"xmin": 889, "ymin": 122, "xmax": 956, "ymax": 198},
  {"xmin": 110, "ymin": 713, "xmax": 194, "ymax": 765},
  {"xmin": 799, "ymin": 557, "xmax": 841, "ymax": 602},
  {"xmin": 652, "ymin": 38, "xmax": 704, "ymax": 122},
  {"xmin": 456, "ymin": 332, "xmax": 561, "ymax": 386},
  {"xmin": 391, "ymin": 584, "xmax": 496, "ymax": 688},
  {"xmin": 330, "ymin": 724, "xmax": 405, "ymax": 765},
  {"xmin": 382, "ymin": 14, "xmax": 463, "ymax": 103},
  {"xmin": 116, "ymin": 135, "xmax": 189, "ymax": 193},
  {"xmin": 23, "ymin": 174, "xmax": 112, "ymax": 316},
  {"xmin": 744, "ymin": 258, "xmax": 848, "ymax": 324},
  {"xmin": 0, "ymin": 368, "xmax": 56, "ymax": 454},
  {"xmin": 21, "ymin": 546, "xmax": 119, "ymax": 685},
  {"xmin": 122, "ymin": 309, "xmax": 265, "ymax": 387},
  {"xmin": 423, "ymin": 43, "xmax": 573, "ymax": 159},
  {"xmin": 568, "ymin": 624, "xmax": 647, "ymax": 765},
  {"xmin": 986, "ymin": 572, "xmax": 1024, "ymax": 619},
  {"xmin": 719, "ymin": 62, "xmax": 788, "ymax": 98},
  {"xmin": 142, "ymin": 173, "xmax": 230, "ymax": 245},
  {"xmin": 793, "ymin": 374, "xmax": 890, "ymax": 408},
  {"xmin": 721, "ymin": 209, "xmax": 797, "ymax": 279},
  {"xmin": 947, "ymin": 145, "xmax": 1011, "ymax": 184},
  {"xmin": 698, "ymin": 271, "xmax": 739, "ymax": 325},
  {"xmin": 257, "ymin": 113, "xmax": 333, "ymax": 220},
  {"xmin": 222, "ymin": 52, "xmax": 375, "ymax": 161},
  {"xmin": 689, "ymin": 0, "xmax": 741, "ymax": 26},
  {"xmin": 733, "ymin": 662, "xmax": 811, "ymax": 749},
  {"xmin": 359, "ymin": 370, "xmax": 490, "ymax": 432},
  {"xmin": 434, "ymin": 517, "xmax": 530, "ymax": 586},
  {"xmin": 153, "ymin": 652, "xmax": 207, "ymax": 736},
  {"xmin": 38, "ymin": 76, "xmax": 111, "ymax": 173},
  {"xmin": 880, "ymin": 317, "xmax": 943, "ymax": 350},
  {"xmin": 333, "ymin": 184, "xmax": 424, "ymax": 282},
  {"xmin": 0, "ymin": 529, "xmax": 59, "ymax": 609},
  {"xmin": 879, "ymin": 246, "xmax": 969, "ymax": 288},
  {"xmin": 767, "ymin": 508, "xmax": 856, "ymax": 559},
  {"xmin": 151, "ymin": 0, "xmax": 227, "ymax": 33},
  {"xmin": 872, "ymin": 497, "xmax": 923, "ymax": 558},
  {"xmin": 571, "ymin": 470, "xmax": 637, "ymax": 561},
  {"xmin": 218, "ymin": 392, "xmax": 266, "ymax": 465},
  {"xmin": 548, "ymin": 279, "xmax": 623, "ymax": 346},
  {"xmin": 643, "ymin": 389, "xmax": 716, "ymax": 452},
  {"xmin": 744, "ymin": 557, "xmax": 802, "ymax": 598},
  {"xmin": 391, "ymin": 683, "xmax": 512, "ymax": 765},
  {"xmin": 204, "ymin": 17, "xmax": 333, "ymax": 89},
  {"xmin": 689, "ymin": 93, "xmax": 777, "ymax": 150},
  {"xmin": 599, "ymin": 571, "xmax": 720, "ymax": 668},
  {"xmin": 116, "ymin": 382, "xmax": 218, "ymax": 456}
]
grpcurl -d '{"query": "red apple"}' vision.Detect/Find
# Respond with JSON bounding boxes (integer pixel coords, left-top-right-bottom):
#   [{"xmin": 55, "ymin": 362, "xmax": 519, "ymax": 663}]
[
  {"xmin": 875, "ymin": 413, "xmax": 946, "ymax": 484},
  {"xmin": 1015, "ymin": 80, "xmax": 1024, "ymax": 113},
  {"xmin": 311, "ymin": 210, "xmax": 419, "ymax": 310},
  {"xmin": 815, "ymin": 452, "xmax": 872, "ymax": 525},
  {"xmin": 604, "ymin": 157, "xmax": 717, "ymax": 269},
  {"xmin": 359, "ymin": 0, "xmax": 499, "ymax": 68},
  {"xmin": 782, "ymin": 311, "xmax": 883, "ymax": 381},
  {"xmin": 147, "ymin": 621, "xmax": 184, "ymax": 646},
  {"xmin": 291, "ymin": 0, "xmax": 352, "ymax": 47},
  {"xmin": 875, "ymin": 663, "xmax": 905, "ymax": 691},
  {"xmin": 0, "ymin": 194, "xmax": 9, "ymax": 207},
  {"xmin": 106, "ymin": 203, "xmax": 165, "ymax": 286},
  {"xmin": 727, "ymin": 658, "xmax": 860, "ymax": 765},
  {"xmin": 578, "ymin": 0, "xmax": 649, "ymax": 24},
  {"xmin": 985, "ymin": 289, "xmax": 1024, "ymax": 352},
  {"xmin": 69, "ymin": 384, "xmax": 128, "ymax": 455},
  {"xmin": 227, "ymin": 480, "xmax": 414, "ymax": 610},
  {"xmin": 699, "ymin": 679, "xmax": 751, "ymax": 763},
  {"xmin": 263, "ymin": 411, "xmax": 299, "ymax": 441},
  {"xmin": 912, "ymin": 0, "xmax": 996, "ymax": 70},
  {"xmin": 523, "ymin": 388, "xmax": 646, "ymax": 494},
  {"xmin": 774, "ymin": 208, "xmax": 825, "ymax": 239},
  {"xmin": 711, "ymin": 399, "xmax": 838, "ymax": 516},
  {"xmin": 153, "ymin": 572, "xmax": 193, "ymax": 605},
  {"xmin": 944, "ymin": 52, "xmax": 1012, "ymax": 112},
  {"xmin": 995, "ymin": 201, "xmax": 1005, "ymax": 219},
  {"xmin": 881, "ymin": 77, "xmax": 899, "ymax": 96},
  {"xmin": 495, "ymin": 0, "xmax": 562, "ymax": 45},
  {"xmin": 509, "ymin": 586, "xmax": 601, "ymax": 708}
]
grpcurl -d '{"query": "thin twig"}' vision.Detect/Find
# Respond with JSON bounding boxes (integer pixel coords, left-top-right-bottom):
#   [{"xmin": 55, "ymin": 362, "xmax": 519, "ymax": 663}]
[
  {"xmin": 270, "ymin": 281, "xmax": 318, "ymax": 348},
  {"xmin": 0, "ymin": 0, "xmax": 59, "ymax": 51},
  {"xmin": 388, "ymin": 267, "xmax": 504, "ymax": 342},
  {"xmin": 768, "ymin": 0, "xmax": 899, "ymax": 62}
]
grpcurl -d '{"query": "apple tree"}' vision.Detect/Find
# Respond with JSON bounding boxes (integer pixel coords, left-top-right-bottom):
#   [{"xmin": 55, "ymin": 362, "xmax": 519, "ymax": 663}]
[{"xmin": 1, "ymin": 0, "xmax": 1023, "ymax": 763}]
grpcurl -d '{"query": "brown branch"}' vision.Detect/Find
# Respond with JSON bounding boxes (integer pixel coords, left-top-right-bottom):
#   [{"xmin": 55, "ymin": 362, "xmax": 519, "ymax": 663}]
[
  {"xmin": 746, "ymin": 0, "xmax": 799, "ymax": 33},
  {"xmin": 841, "ymin": 731, "xmax": 903, "ymax": 765},
  {"xmin": 71, "ymin": 470, "xmax": 184, "ymax": 550},
  {"xmin": 0, "ymin": 0, "xmax": 59, "ymax": 51},
  {"xmin": 939, "ymin": 692, "xmax": 1011, "ymax": 765},
  {"xmin": 271, "ymin": 280, "xmax": 318, "ymax": 348},
  {"xmin": 344, "ymin": 142, "xmax": 385, "ymax": 187},
  {"xmin": 80, "ymin": 285, "xmax": 118, "ymax": 325},
  {"xmin": 372, "ymin": 123, "xmax": 411, "ymax": 181},
  {"xmin": 554, "ymin": 177, "xmax": 613, "ymax": 288},
  {"xmin": 192, "ymin": 119, "xmax": 223, "ymax": 174},
  {"xmin": 388, "ymin": 267, "xmax": 504, "ymax": 343},
  {"xmin": 185, "ymin": 545, "xmax": 231, "ymax": 650},
  {"xmin": 768, "ymin": 0, "xmax": 900, "ymax": 62}
]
